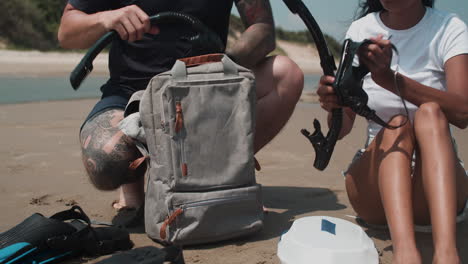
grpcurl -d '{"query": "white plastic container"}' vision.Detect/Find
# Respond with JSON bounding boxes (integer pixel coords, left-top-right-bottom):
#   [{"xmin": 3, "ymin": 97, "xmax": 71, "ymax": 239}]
[{"xmin": 277, "ymin": 216, "xmax": 378, "ymax": 264}]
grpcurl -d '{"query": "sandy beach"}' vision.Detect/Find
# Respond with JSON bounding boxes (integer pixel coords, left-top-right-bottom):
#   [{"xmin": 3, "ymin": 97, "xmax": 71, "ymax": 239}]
[{"xmin": 0, "ymin": 50, "xmax": 467, "ymax": 264}]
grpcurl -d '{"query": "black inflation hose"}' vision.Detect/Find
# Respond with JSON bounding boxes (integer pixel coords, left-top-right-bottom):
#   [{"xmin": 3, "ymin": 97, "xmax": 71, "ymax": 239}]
[{"xmin": 70, "ymin": 12, "xmax": 224, "ymax": 90}]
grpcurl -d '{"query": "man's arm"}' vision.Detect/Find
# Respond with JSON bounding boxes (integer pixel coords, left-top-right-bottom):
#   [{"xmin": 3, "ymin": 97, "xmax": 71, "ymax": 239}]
[
  {"xmin": 227, "ymin": 0, "xmax": 276, "ymax": 68},
  {"xmin": 58, "ymin": 3, "xmax": 157, "ymax": 49}
]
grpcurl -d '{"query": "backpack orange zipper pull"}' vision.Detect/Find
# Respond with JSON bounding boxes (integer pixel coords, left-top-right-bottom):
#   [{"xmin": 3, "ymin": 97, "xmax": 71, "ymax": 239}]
[
  {"xmin": 175, "ymin": 102, "xmax": 184, "ymax": 133},
  {"xmin": 175, "ymin": 101, "xmax": 188, "ymax": 176},
  {"xmin": 129, "ymin": 155, "xmax": 149, "ymax": 170},
  {"xmin": 181, "ymin": 162, "xmax": 188, "ymax": 176},
  {"xmin": 160, "ymin": 208, "xmax": 184, "ymax": 240}
]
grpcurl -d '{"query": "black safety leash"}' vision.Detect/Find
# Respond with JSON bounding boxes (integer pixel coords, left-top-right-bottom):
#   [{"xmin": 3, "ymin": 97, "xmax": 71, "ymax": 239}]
[
  {"xmin": 70, "ymin": 12, "xmax": 224, "ymax": 90},
  {"xmin": 282, "ymin": 0, "xmax": 341, "ymax": 171}
]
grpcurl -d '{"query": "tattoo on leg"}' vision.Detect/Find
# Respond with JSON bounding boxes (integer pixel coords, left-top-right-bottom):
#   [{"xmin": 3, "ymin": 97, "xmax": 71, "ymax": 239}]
[{"xmin": 80, "ymin": 109, "xmax": 144, "ymax": 190}]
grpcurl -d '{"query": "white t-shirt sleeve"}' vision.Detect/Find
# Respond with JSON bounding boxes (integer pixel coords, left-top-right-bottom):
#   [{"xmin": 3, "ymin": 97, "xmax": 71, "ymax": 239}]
[
  {"xmin": 345, "ymin": 21, "xmax": 360, "ymax": 40},
  {"xmin": 439, "ymin": 15, "xmax": 468, "ymax": 64}
]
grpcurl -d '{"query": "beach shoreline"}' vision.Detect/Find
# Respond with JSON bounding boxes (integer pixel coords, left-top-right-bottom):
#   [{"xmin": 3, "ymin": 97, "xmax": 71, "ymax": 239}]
[
  {"xmin": 0, "ymin": 48, "xmax": 321, "ymax": 104},
  {"xmin": 0, "ymin": 49, "xmax": 110, "ymax": 78},
  {"xmin": 0, "ymin": 42, "xmax": 323, "ymax": 77}
]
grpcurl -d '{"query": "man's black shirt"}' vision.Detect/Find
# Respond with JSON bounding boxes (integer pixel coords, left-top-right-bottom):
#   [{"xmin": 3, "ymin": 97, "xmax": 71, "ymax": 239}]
[{"xmin": 69, "ymin": 0, "xmax": 235, "ymax": 99}]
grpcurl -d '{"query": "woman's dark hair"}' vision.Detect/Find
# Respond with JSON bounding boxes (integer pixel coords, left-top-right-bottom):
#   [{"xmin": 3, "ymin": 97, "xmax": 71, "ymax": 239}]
[{"xmin": 356, "ymin": 0, "xmax": 434, "ymax": 18}]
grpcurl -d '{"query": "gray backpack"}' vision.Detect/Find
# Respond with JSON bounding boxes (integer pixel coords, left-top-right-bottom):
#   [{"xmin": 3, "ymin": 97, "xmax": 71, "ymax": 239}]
[{"xmin": 122, "ymin": 54, "xmax": 264, "ymax": 245}]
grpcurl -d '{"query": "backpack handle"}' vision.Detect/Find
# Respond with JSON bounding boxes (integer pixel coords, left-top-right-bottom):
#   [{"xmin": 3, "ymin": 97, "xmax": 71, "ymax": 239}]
[{"xmin": 171, "ymin": 54, "xmax": 238, "ymax": 80}]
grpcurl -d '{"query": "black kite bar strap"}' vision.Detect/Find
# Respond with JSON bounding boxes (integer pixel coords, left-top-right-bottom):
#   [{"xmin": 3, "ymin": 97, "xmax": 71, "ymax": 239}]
[
  {"xmin": 282, "ymin": 0, "xmax": 342, "ymax": 170},
  {"xmin": 70, "ymin": 12, "xmax": 224, "ymax": 90}
]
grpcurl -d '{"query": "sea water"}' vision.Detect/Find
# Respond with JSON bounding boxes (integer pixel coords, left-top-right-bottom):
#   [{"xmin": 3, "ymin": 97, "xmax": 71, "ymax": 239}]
[
  {"xmin": 0, "ymin": 76, "xmax": 107, "ymax": 104},
  {"xmin": 0, "ymin": 74, "xmax": 321, "ymax": 105}
]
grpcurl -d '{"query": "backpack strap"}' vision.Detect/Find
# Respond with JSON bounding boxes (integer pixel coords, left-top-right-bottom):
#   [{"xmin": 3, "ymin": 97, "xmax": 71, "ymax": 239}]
[
  {"xmin": 119, "ymin": 90, "xmax": 149, "ymax": 160},
  {"xmin": 221, "ymin": 55, "xmax": 238, "ymax": 76},
  {"xmin": 124, "ymin": 90, "xmax": 145, "ymax": 118},
  {"xmin": 172, "ymin": 60, "xmax": 187, "ymax": 80}
]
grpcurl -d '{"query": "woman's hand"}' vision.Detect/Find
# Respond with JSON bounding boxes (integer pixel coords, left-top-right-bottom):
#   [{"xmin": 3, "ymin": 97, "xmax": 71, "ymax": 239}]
[
  {"xmin": 317, "ymin": 75, "xmax": 357, "ymax": 138},
  {"xmin": 358, "ymin": 34, "xmax": 394, "ymax": 86},
  {"xmin": 317, "ymin": 75, "xmax": 340, "ymax": 112},
  {"xmin": 98, "ymin": 5, "xmax": 159, "ymax": 42}
]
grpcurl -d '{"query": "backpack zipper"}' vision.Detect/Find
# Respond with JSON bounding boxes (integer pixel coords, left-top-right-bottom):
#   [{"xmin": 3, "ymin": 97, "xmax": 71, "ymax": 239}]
[
  {"xmin": 160, "ymin": 90, "xmax": 168, "ymax": 133},
  {"xmin": 160, "ymin": 195, "xmax": 255, "ymax": 239},
  {"xmin": 175, "ymin": 98, "xmax": 188, "ymax": 177},
  {"xmin": 175, "ymin": 195, "xmax": 253, "ymax": 209}
]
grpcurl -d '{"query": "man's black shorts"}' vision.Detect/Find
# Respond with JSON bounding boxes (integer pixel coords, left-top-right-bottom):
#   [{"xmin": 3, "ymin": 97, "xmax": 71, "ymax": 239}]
[{"xmin": 80, "ymin": 95, "xmax": 129, "ymax": 131}]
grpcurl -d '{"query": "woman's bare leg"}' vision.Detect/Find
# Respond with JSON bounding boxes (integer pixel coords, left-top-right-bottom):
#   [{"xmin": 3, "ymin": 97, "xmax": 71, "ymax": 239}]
[
  {"xmin": 411, "ymin": 102, "xmax": 468, "ymax": 264},
  {"xmin": 346, "ymin": 115, "xmax": 421, "ymax": 264}
]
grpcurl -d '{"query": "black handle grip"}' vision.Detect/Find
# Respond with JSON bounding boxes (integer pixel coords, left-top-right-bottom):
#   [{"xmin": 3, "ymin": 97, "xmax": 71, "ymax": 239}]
[
  {"xmin": 70, "ymin": 12, "xmax": 224, "ymax": 90},
  {"xmin": 70, "ymin": 31, "xmax": 114, "ymax": 90}
]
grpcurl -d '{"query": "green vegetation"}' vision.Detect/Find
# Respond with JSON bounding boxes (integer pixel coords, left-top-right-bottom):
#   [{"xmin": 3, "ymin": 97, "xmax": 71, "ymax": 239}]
[
  {"xmin": 0, "ymin": 0, "xmax": 66, "ymax": 50},
  {"xmin": 270, "ymin": 46, "xmax": 287, "ymax": 56},
  {"xmin": 276, "ymin": 27, "xmax": 342, "ymax": 57},
  {"xmin": 230, "ymin": 15, "xmax": 341, "ymax": 58},
  {"xmin": 228, "ymin": 14, "xmax": 245, "ymax": 37}
]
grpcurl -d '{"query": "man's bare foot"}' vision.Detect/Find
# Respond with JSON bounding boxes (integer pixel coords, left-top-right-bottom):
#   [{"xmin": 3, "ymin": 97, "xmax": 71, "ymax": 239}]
[{"xmin": 112, "ymin": 177, "xmax": 145, "ymax": 210}]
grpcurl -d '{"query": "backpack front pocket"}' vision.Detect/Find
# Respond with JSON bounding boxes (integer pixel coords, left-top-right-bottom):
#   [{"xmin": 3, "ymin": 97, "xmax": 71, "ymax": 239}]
[
  {"xmin": 159, "ymin": 184, "xmax": 263, "ymax": 245},
  {"xmin": 163, "ymin": 79, "xmax": 256, "ymax": 191}
]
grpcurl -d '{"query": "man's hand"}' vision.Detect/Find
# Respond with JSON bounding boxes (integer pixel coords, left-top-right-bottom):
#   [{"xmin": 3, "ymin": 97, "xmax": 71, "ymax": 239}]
[
  {"xmin": 99, "ymin": 5, "xmax": 159, "ymax": 42},
  {"xmin": 358, "ymin": 34, "xmax": 394, "ymax": 86}
]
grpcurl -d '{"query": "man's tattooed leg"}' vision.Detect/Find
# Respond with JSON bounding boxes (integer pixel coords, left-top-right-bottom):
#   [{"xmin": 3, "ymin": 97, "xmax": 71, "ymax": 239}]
[{"xmin": 80, "ymin": 109, "xmax": 146, "ymax": 191}]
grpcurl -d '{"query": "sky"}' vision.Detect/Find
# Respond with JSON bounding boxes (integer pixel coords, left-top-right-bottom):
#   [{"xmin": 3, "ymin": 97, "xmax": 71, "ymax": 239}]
[{"xmin": 233, "ymin": 0, "xmax": 468, "ymax": 41}]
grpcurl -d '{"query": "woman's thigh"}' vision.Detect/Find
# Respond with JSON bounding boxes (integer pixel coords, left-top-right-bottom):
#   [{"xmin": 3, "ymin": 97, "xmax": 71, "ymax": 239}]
[
  {"xmin": 345, "ymin": 145, "xmax": 387, "ymax": 224},
  {"xmin": 410, "ymin": 102, "xmax": 468, "ymax": 224},
  {"xmin": 345, "ymin": 115, "xmax": 414, "ymax": 224}
]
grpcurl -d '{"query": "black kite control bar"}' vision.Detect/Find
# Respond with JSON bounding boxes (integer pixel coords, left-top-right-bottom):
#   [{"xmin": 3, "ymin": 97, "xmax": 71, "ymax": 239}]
[{"xmin": 282, "ymin": 0, "xmax": 342, "ymax": 170}]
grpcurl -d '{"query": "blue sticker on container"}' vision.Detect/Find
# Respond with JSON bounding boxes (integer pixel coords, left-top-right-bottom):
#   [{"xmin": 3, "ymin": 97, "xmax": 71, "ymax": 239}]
[{"xmin": 321, "ymin": 219, "xmax": 336, "ymax": 235}]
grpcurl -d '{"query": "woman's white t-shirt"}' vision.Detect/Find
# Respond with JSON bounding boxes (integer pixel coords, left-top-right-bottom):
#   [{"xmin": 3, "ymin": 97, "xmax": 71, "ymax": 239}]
[{"xmin": 345, "ymin": 7, "xmax": 468, "ymax": 142}]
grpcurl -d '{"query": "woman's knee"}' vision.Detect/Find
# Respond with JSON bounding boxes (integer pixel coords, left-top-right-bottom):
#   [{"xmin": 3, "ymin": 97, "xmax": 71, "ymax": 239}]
[
  {"xmin": 387, "ymin": 114, "xmax": 412, "ymax": 130},
  {"xmin": 414, "ymin": 102, "xmax": 448, "ymax": 134},
  {"xmin": 378, "ymin": 114, "xmax": 415, "ymax": 149}
]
